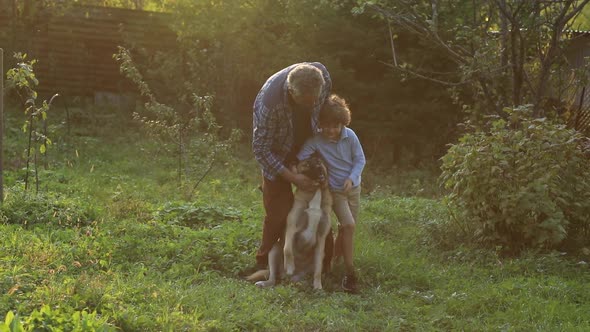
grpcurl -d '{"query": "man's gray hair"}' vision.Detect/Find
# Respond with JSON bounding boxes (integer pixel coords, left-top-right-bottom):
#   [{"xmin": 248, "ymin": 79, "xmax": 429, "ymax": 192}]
[{"xmin": 287, "ymin": 64, "xmax": 325, "ymax": 98}]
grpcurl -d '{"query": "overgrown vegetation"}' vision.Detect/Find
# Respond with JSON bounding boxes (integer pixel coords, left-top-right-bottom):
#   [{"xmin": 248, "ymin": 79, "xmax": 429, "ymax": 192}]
[
  {"xmin": 1, "ymin": 104, "xmax": 589, "ymax": 331},
  {"xmin": 2, "ymin": 0, "xmax": 590, "ymax": 330},
  {"xmin": 113, "ymin": 46, "xmax": 241, "ymax": 199},
  {"xmin": 439, "ymin": 106, "xmax": 590, "ymax": 253},
  {"xmin": 1, "ymin": 305, "xmax": 114, "ymax": 331}
]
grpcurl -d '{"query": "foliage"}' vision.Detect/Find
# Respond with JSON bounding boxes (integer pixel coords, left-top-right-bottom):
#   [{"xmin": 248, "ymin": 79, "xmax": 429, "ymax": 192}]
[
  {"xmin": 353, "ymin": 0, "xmax": 589, "ymax": 118},
  {"xmin": 110, "ymin": 0, "xmax": 460, "ymax": 167},
  {"xmin": 114, "ymin": 46, "xmax": 242, "ymax": 198},
  {"xmin": 1, "ymin": 107, "xmax": 590, "ymax": 331},
  {"xmin": 0, "ymin": 186, "xmax": 98, "ymax": 228},
  {"xmin": 1, "ymin": 305, "xmax": 115, "ymax": 332},
  {"xmin": 5, "ymin": 53, "xmax": 58, "ymax": 193},
  {"xmin": 440, "ymin": 105, "xmax": 590, "ymax": 251}
]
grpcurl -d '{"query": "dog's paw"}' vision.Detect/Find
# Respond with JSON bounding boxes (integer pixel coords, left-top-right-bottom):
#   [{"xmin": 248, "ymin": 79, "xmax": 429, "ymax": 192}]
[
  {"xmin": 255, "ymin": 280, "xmax": 275, "ymax": 288},
  {"xmin": 284, "ymin": 263, "xmax": 295, "ymax": 277},
  {"xmin": 312, "ymin": 277, "xmax": 325, "ymax": 290},
  {"xmin": 290, "ymin": 274, "xmax": 305, "ymax": 283}
]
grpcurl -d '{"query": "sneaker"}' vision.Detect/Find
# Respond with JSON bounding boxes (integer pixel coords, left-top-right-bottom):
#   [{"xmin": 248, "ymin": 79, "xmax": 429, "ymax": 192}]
[{"xmin": 341, "ymin": 274, "xmax": 358, "ymax": 293}]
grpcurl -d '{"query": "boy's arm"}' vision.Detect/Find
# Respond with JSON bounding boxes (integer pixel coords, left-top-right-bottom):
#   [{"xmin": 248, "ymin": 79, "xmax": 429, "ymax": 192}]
[
  {"xmin": 296, "ymin": 136, "xmax": 317, "ymax": 161},
  {"xmin": 348, "ymin": 130, "xmax": 366, "ymax": 186}
]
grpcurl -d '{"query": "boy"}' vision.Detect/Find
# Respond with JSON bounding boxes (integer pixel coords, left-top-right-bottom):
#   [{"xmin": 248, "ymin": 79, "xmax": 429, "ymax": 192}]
[{"xmin": 297, "ymin": 94, "xmax": 366, "ymax": 293}]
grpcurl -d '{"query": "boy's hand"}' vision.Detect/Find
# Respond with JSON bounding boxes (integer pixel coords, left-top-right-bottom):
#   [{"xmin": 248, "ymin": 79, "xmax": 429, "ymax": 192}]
[{"xmin": 343, "ymin": 179, "xmax": 353, "ymax": 193}]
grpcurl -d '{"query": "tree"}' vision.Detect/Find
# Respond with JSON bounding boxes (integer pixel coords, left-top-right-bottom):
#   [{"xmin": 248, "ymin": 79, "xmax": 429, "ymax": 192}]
[{"xmin": 354, "ymin": 0, "xmax": 590, "ymax": 118}]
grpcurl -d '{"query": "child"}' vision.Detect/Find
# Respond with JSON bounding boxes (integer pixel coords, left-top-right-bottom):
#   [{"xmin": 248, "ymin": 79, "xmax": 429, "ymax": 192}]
[{"xmin": 297, "ymin": 94, "xmax": 366, "ymax": 293}]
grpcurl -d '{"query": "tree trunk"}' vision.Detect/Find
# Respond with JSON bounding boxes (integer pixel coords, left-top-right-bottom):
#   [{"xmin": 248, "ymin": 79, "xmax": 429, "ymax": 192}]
[{"xmin": 499, "ymin": 0, "xmax": 510, "ymax": 108}]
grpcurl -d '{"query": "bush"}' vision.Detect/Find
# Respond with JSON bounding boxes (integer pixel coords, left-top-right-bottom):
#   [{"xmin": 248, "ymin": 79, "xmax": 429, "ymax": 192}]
[
  {"xmin": 1, "ymin": 305, "xmax": 115, "ymax": 331},
  {"xmin": 439, "ymin": 106, "xmax": 590, "ymax": 251},
  {"xmin": 0, "ymin": 186, "xmax": 98, "ymax": 228}
]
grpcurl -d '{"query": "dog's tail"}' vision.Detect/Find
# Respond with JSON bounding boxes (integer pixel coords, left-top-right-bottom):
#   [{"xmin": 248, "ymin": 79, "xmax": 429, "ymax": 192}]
[{"xmin": 245, "ymin": 269, "xmax": 270, "ymax": 282}]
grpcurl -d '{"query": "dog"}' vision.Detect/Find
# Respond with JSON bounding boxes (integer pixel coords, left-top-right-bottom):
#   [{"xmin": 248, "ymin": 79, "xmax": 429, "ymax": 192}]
[{"xmin": 248, "ymin": 156, "xmax": 332, "ymax": 289}]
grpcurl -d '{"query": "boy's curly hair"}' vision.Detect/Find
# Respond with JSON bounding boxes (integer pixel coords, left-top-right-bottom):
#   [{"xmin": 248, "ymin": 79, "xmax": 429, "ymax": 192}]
[{"xmin": 320, "ymin": 94, "xmax": 351, "ymax": 126}]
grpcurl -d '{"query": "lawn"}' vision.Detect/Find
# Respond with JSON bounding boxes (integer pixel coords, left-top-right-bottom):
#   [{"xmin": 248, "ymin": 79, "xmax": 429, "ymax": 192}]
[{"xmin": 1, "ymin": 105, "xmax": 589, "ymax": 331}]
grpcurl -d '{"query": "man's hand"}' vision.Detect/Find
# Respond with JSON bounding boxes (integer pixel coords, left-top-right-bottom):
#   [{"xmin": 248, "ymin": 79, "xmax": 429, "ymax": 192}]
[
  {"xmin": 292, "ymin": 173, "xmax": 319, "ymax": 192},
  {"xmin": 280, "ymin": 166, "xmax": 318, "ymax": 192},
  {"xmin": 343, "ymin": 179, "xmax": 353, "ymax": 193}
]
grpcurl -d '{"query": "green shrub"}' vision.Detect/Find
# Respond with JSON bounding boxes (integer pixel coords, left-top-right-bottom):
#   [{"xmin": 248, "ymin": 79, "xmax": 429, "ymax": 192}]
[
  {"xmin": 0, "ymin": 186, "xmax": 98, "ymax": 227},
  {"xmin": 440, "ymin": 106, "xmax": 590, "ymax": 251},
  {"xmin": 1, "ymin": 305, "xmax": 115, "ymax": 331}
]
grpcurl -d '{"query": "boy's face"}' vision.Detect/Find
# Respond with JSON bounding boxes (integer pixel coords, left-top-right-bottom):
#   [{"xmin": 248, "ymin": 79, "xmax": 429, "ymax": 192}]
[{"xmin": 320, "ymin": 123, "xmax": 343, "ymax": 142}]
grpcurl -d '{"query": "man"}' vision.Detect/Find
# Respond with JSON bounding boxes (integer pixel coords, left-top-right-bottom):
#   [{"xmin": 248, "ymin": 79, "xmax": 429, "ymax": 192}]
[{"xmin": 252, "ymin": 62, "xmax": 333, "ymax": 271}]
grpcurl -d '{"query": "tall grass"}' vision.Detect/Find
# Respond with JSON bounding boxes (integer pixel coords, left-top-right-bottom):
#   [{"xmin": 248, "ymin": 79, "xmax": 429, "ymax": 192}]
[{"xmin": 1, "ymin": 105, "xmax": 589, "ymax": 331}]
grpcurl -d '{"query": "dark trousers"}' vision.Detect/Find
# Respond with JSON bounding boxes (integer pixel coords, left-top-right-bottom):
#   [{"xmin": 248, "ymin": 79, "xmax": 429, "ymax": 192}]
[{"xmin": 256, "ymin": 176, "xmax": 334, "ymax": 270}]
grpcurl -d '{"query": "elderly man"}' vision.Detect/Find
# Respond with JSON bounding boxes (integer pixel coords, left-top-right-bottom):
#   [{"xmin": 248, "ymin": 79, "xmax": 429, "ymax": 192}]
[{"xmin": 252, "ymin": 62, "xmax": 333, "ymax": 271}]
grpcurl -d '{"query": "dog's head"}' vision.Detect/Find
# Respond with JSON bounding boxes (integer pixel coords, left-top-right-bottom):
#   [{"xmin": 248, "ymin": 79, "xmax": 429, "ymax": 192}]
[{"xmin": 296, "ymin": 155, "xmax": 328, "ymax": 187}]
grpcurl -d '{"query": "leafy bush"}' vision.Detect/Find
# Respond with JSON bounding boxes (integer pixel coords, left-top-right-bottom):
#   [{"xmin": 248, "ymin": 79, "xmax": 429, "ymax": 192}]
[
  {"xmin": 1, "ymin": 305, "xmax": 115, "ymax": 331},
  {"xmin": 440, "ymin": 106, "xmax": 590, "ymax": 251},
  {"xmin": 0, "ymin": 186, "xmax": 98, "ymax": 227}
]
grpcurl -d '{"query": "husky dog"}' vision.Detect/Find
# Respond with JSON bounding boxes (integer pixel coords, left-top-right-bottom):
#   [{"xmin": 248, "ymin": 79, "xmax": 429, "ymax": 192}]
[{"xmin": 248, "ymin": 156, "xmax": 332, "ymax": 289}]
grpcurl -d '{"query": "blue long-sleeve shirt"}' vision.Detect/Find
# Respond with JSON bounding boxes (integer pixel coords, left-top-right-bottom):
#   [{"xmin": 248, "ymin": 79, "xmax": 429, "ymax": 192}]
[
  {"xmin": 297, "ymin": 127, "xmax": 366, "ymax": 191},
  {"xmin": 252, "ymin": 62, "xmax": 331, "ymax": 180}
]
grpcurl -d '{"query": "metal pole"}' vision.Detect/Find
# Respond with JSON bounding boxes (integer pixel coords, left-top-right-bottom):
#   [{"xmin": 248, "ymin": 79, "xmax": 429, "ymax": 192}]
[{"xmin": 0, "ymin": 48, "xmax": 4, "ymax": 202}]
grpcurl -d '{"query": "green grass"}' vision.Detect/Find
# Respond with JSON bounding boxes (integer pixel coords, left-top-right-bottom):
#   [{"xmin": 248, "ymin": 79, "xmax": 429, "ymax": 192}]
[{"xmin": 1, "ymin": 106, "xmax": 590, "ymax": 331}]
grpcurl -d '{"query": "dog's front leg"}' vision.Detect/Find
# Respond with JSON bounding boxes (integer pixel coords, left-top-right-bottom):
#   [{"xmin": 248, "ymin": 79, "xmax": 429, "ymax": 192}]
[
  {"xmin": 311, "ymin": 209, "xmax": 331, "ymax": 290},
  {"xmin": 283, "ymin": 199, "xmax": 306, "ymax": 276},
  {"xmin": 311, "ymin": 234, "xmax": 327, "ymax": 290},
  {"xmin": 300, "ymin": 189, "xmax": 323, "ymax": 248}
]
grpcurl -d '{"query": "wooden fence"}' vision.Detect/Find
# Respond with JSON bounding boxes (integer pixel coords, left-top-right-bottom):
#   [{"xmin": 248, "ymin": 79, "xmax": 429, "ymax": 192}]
[
  {"xmin": 564, "ymin": 31, "xmax": 590, "ymax": 134},
  {"xmin": 0, "ymin": 5, "xmax": 176, "ymax": 101}
]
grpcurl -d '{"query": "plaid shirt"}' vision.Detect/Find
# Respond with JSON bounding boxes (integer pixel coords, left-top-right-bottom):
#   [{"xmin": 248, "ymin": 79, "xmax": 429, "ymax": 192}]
[{"xmin": 252, "ymin": 62, "xmax": 332, "ymax": 180}]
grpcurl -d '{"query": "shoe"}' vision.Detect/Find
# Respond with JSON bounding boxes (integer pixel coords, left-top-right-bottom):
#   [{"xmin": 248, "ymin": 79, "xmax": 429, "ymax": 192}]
[{"xmin": 341, "ymin": 274, "xmax": 358, "ymax": 293}]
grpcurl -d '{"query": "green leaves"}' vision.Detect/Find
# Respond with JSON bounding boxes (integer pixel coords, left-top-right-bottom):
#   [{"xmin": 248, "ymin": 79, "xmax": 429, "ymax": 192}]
[
  {"xmin": 0, "ymin": 186, "xmax": 98, "ymax": 228},
  {"xmin": 0, "ymin": 305, "xmax": 115, "ymax": 332},
  {"xmin": 6, "ymin": 53, "xmax": 57, "ymax": 192},
  {"xmin": 440, "ymin": 106, "xmax": 590, "ymax": 251},
  {"xmin": 0, "ymin": 311, "xmax": 24, "ymax": 332}
]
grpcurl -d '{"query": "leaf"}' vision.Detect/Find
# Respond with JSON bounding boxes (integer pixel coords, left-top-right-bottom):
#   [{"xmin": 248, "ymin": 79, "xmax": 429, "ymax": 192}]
[
  {"xmin": 7, "ymin": 312, "xmax": 24, "ymax": 332},
  {"xmin": 40, "ymin": 144, "xmax": 46, "ymax": 154}
]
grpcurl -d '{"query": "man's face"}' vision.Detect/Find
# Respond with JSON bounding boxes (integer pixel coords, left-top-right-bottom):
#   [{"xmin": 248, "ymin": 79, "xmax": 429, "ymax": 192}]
[{"xmin": 290, "ymin": 90, "xmax": 320, "ymax": 109}]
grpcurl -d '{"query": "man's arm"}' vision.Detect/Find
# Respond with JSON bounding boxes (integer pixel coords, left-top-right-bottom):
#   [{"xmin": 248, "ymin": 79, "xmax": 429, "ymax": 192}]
[
  {"xmin": 252, "ymin": 103, "xmax": 285, "ymax": 179},
  {"xmin": 279, "ymin": 165, "xmax": 318, "ymax": 192}
]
